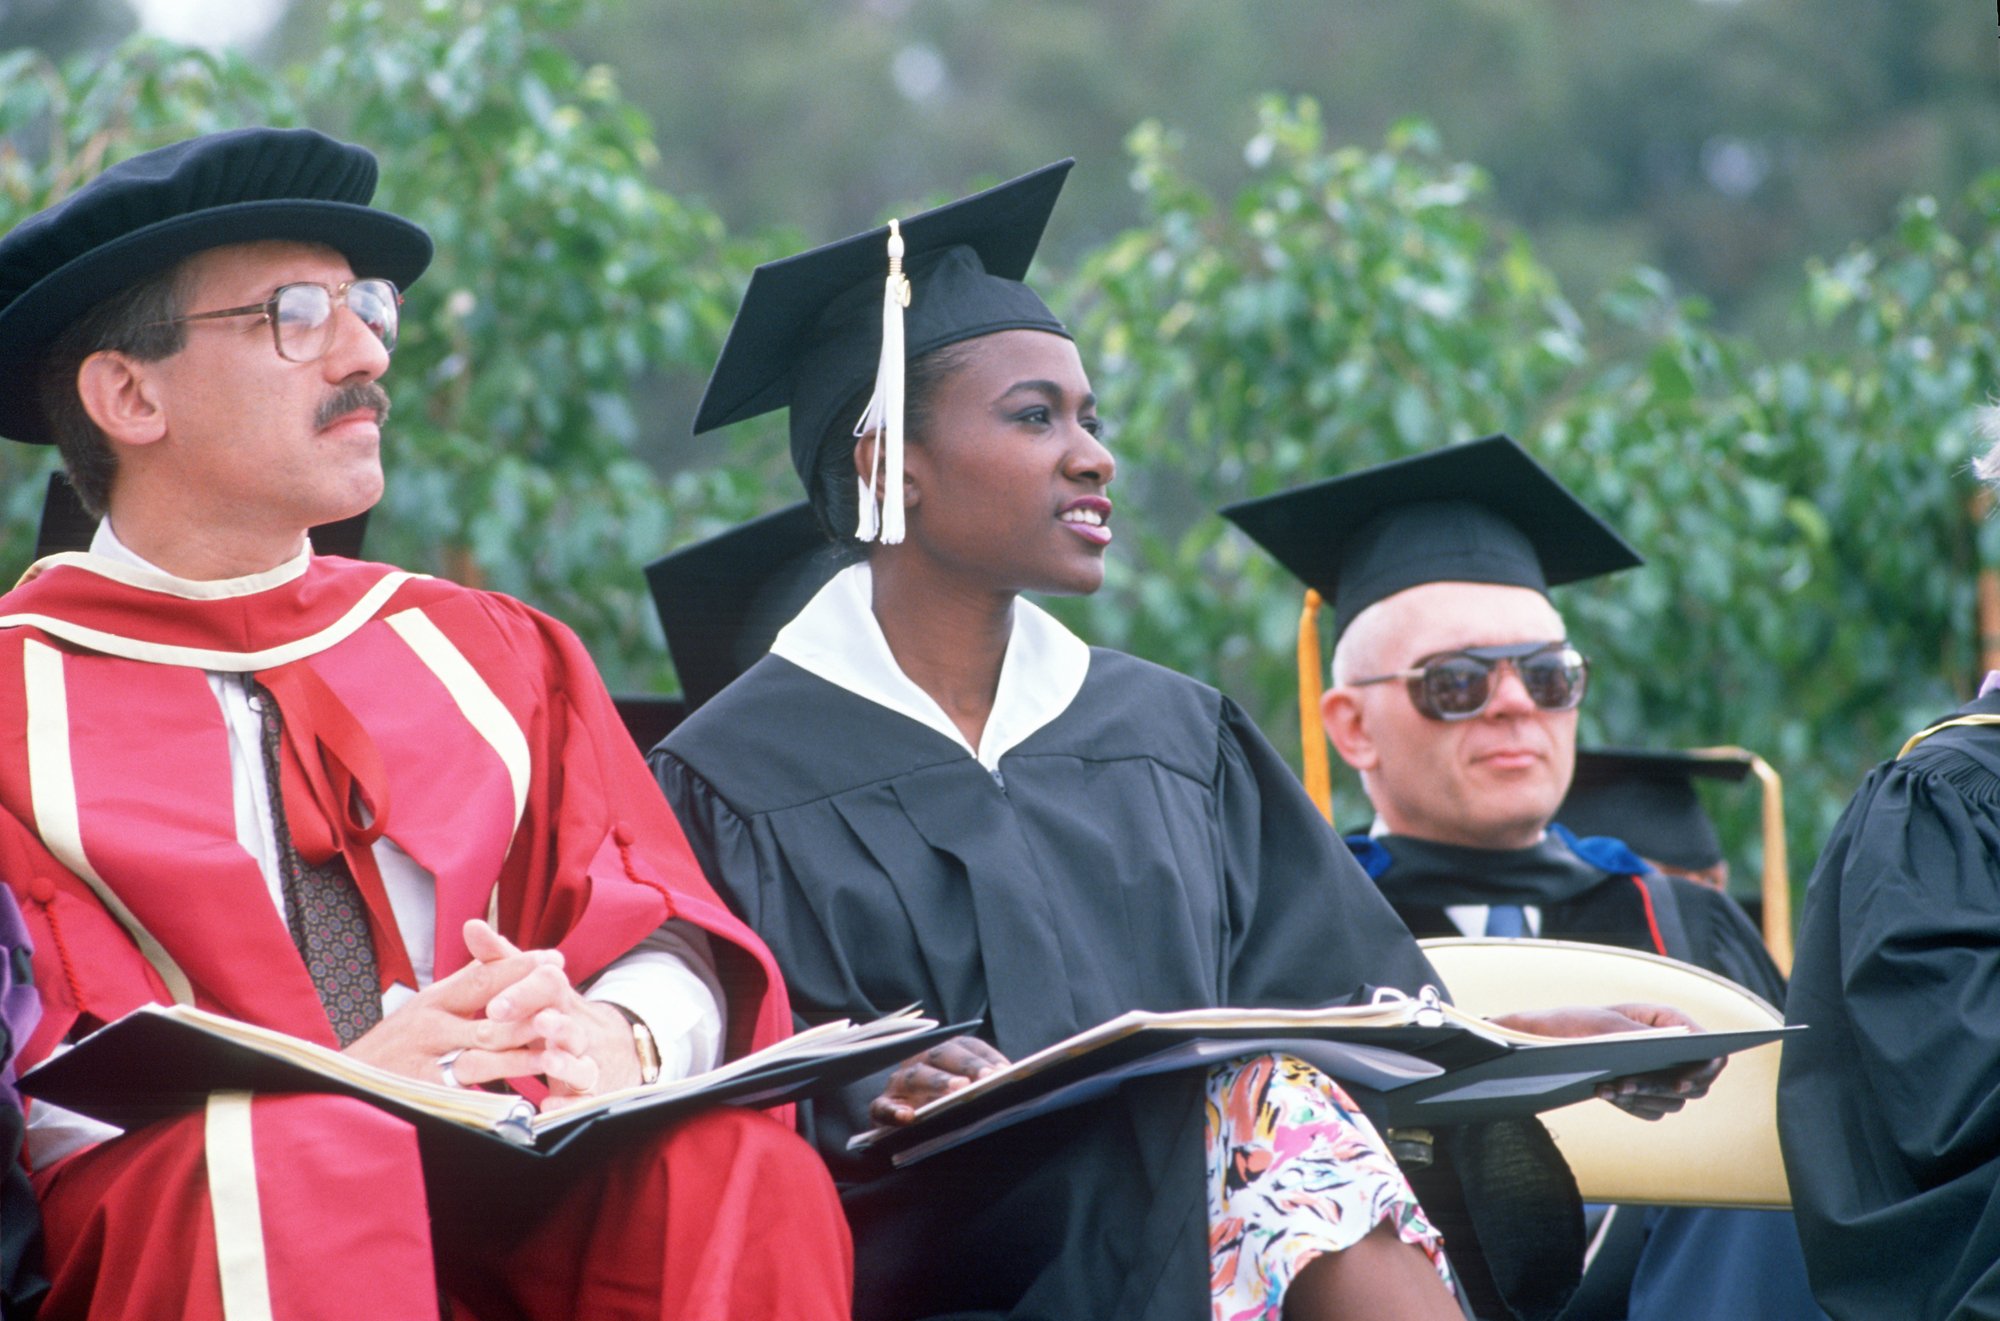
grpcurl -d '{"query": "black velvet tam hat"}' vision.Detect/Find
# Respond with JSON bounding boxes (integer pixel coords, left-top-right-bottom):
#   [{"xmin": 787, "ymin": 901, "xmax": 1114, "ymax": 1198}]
[
  {"xmin": 644, "ymin": 502, "xmax": 843, "ymax": 710},
  {"xmin": 693, "ymin": 160, "xmax": 1074, "ymax": 494},
  {"xmin": 1558, "ymin": 747, "xmax": 1755, "ymax": 871},
  {"xmin": 1220, "ymin": 435, "xmax": 1643, "ymax": 640},
  {"xmin": 0, "ymin": 126, "xmax": 434, "ymax": 445}
]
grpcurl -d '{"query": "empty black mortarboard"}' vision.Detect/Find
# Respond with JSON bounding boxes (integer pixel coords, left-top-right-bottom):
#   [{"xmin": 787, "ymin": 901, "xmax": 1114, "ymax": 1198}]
[
  {"xmin": 693, "ymin": 160, "xmax": 1074, "ymax": 488},
  {"xmin": 0, "ymin": 126, "xmax": 434, "ymax": 445},
  {"xmin": 611, "ymin": 694, "xmax": 691, "ymax": 756},
  {"xmin": 644, "ymin": 502, "xmax": 843, "ymax": 710},
  {"xmin": 1220, "ymin": 435, "xmax": 1643, "ymax": 640},
  {"xmin": 31, "ymin": 472, "xmax": 96, "ymax": 560},
  {"xmin": 31, "ymin": 469, "xmax": 371, "ymax": 562},
  {"xmin": 1558, "ymin": 747, "xmax": 1754, "ymax": 872}
]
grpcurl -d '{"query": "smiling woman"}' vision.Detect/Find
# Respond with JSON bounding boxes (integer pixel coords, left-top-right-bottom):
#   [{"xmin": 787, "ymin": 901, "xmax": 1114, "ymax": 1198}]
[{"xmin": 645, "ymin": 163, "xmax": 1551, "ymax": 1321}]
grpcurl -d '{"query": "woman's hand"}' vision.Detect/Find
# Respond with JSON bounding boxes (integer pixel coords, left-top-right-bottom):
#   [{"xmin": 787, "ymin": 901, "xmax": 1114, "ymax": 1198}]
[
  {"xmin": 867, "ymin": 1035, "xmax": 1010, "ymax": 1127},
  {"xmin": 1488, "ymin": 1002, "xmax": 1726, "ymax": 1121}
]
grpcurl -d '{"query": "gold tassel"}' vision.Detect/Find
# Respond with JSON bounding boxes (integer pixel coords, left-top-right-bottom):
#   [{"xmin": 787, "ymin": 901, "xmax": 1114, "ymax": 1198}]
[
  {"xmin": 1696, "ymin": 744, "xmax": 1792, "ymax": 975},
  {"xmin": 1298, "ymin": 589, "xmax": 1334, "ymax": 823}
]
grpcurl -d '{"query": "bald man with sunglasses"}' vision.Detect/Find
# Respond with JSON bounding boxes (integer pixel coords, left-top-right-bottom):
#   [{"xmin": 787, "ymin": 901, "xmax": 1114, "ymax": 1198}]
[{"xmin": 1227, "ymin": 435, "xmax": 1817, "ymax": 1321}]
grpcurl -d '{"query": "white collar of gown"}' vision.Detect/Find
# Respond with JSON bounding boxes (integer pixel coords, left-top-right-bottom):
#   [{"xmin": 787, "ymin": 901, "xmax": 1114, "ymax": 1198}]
[{"xmin": 769, "ymin": 562, "xmax": 1091, "ymax": 771}]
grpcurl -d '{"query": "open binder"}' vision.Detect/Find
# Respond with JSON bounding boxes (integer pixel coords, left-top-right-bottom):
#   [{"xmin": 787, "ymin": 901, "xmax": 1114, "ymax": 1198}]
[
  {"xmin": 850, "ymin": 987, "xmax": 1794, "ymax": 1168},
  {"xmin": 24, "ymin": 1002, "xmax": 960, "ymax": 1170}
]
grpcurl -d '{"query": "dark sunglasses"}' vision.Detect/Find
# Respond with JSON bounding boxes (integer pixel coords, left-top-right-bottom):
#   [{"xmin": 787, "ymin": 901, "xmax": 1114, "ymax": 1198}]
[{"xmin": 1352, "ymin": 640, "xmax": 1590, "ymax": 721}]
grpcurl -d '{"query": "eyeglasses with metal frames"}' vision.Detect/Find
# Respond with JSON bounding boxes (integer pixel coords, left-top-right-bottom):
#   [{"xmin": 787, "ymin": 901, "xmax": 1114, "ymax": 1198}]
[{"xmin": 149, "ymin": 278, "xmax": 402, "ymax": 363}]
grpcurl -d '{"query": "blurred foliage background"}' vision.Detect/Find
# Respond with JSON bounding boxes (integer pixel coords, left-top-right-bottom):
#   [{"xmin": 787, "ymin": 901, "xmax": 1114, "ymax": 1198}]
[{"xmin": 1, "ymin": 0, "xmax": 1998, "ymax": 905}]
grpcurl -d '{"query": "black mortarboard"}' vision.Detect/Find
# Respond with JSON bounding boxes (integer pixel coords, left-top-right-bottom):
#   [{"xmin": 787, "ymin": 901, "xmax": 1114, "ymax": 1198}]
[
  {"xmin": 32, "ymin": 472, "xmax": 96, "ymax": 561},
  {"xmin": 1220, "ymin": 435, "xmax": 1643, "ymax": 641},
  {"xmin": 611, "ymin": 694, "xmax": 690, "ymax": 756},
  {"xmin": 1557, "ymin": 747, "xmax": 1755, "ymax": 872},
  {"xmin": 31, "ymin": 469, "xmax": 371, "ymax": 562},
  {"xmin": 0, "ymin": 127, "xmax": 434, "ymax": 445},
  {"xmin": 644, "ymin": 502, "xmax": 843, "ymax": 710},
  {"xmin": 693, "ymin": 160, "xmax": 1074, "ymax": 499},
  {"xmin": 308, "ymin": 511, "xmax": 372, "ymax": 562}
]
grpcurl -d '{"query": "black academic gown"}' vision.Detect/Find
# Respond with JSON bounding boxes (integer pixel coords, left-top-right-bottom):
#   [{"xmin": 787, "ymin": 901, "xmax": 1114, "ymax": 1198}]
[
  {"xmin": 1354, "ymin": 829, "xmax": 1786, "ymax": 1005},
  {"xmin": 1780, "ymin": 692, "xmax": 2000, "ymax": 1320},
  {"xmin": 655, "ymin": 649, "xmax": 1572, "ymax": 1321}
]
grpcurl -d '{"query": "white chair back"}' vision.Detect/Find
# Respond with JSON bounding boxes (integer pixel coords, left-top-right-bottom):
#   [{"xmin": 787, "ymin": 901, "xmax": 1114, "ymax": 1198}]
[{"xmin": 1420, "ymin": 936, "xmax": 1790, "ymax": 1208}]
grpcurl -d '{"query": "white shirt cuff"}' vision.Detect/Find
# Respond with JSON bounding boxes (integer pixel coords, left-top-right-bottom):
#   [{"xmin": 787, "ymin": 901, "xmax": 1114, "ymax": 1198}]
[{"xmin": 583, "ymin": 918, "xmax": 725, "ymax": 1082}]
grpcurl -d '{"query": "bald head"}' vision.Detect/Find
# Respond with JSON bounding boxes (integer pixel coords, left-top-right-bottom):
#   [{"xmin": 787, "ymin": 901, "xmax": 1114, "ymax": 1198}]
[
  {"xmin": 1332, "ymin": 582, "xmax": 1567, "ymax": 685},
  {"xmin": 1322, "ymin": 581, "xmax": 1577, "ymax": 848}
]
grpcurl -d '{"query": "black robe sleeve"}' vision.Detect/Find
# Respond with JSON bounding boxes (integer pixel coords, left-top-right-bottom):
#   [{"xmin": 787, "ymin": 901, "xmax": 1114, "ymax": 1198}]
[
  {"xmin": 1779, "ymin": 704, "xmax": 2000, "ymax": 1320},
  {"xmin": 1212, "ymin": 696, "xmax": 1439, "ymax": 1005},
  {"xmin": 648, "ymin": 750, "xmax": 916, "ymax": 1163},
  {"xmin": 1671, "ymin": 877, "xmax": 1788, "ymax": 1007}
]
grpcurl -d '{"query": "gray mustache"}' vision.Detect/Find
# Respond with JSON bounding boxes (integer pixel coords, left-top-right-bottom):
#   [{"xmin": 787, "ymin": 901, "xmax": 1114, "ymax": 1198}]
[{"xmin": 316, "ymin": 382, "xmax": 391, "ymax": 431}]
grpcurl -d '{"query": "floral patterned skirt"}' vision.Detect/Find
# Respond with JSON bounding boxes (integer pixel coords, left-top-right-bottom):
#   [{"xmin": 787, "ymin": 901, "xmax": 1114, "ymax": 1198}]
[{"xmin": 1205, "ymin": 1053, "xmax": 1456, "ymax": 1321}]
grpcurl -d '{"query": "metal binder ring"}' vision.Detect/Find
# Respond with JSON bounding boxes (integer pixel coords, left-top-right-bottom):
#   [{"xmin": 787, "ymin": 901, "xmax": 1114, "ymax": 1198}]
[{"xmin": 437, "ymin": 1048, "xmax": 467, "ymax": 1089}]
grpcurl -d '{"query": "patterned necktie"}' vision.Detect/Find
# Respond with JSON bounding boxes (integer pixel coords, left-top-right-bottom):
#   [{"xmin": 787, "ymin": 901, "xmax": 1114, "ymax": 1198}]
[
  {"xmin": 250, "ymin": 678, "xmax": 383, "ymax": 1046},
  {"xmin": 1484, "ymin": 904, "xmax": 1529, "ymax": 939}
]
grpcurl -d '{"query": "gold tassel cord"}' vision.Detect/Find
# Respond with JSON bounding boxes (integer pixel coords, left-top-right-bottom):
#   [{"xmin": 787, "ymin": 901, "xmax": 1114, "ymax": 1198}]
[
  {"xmin": 1695, "ymin": 744, "xmax": 1792, "ymax": 976},
  {"xmin": 1298, "ymin": 589, "xmax": 1333, "ymax": 823}
]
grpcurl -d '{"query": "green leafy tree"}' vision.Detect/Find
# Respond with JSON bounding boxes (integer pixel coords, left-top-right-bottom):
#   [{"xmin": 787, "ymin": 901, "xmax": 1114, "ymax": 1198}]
[
  {"xmin": 8, "ymin": 16, "xmax": 2000, "ymax": 904},
  {"xmin": 1058, "ymin": 95, "xmax": 2000, "ymax": 887},
  {"xmin": 573, "ymin": 0, "xmax": 2000, "ymax": 342},
  {"xmin": 1056, "ymin": 98, "xmax": 1595, "ymax": 823}
]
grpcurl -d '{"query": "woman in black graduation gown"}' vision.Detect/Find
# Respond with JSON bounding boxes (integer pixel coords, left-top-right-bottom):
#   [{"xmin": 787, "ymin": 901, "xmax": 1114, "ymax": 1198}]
[{"xmin": 652, "ymin": 162, "xmax": 1667, "ymax": 1321}]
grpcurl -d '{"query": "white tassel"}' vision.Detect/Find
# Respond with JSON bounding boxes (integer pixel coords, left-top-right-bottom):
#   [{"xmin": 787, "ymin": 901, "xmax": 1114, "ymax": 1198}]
[
  {"xmin": 853, "ymin": 219, "xmax": 910, "ymax": 543},
  {"xmin": 855, "ymin": 458, "xmax": 881, "ymax": 542}
]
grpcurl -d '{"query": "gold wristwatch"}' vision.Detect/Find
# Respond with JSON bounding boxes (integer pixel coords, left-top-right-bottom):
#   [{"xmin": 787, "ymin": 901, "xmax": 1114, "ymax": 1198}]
[{"xmin": 612, "ymin": 1005, "xmax": 663, "ymax": 1085}]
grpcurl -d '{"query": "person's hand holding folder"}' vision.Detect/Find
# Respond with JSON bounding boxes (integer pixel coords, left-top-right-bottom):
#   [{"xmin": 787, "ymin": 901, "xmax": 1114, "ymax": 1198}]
[
  {"xmin": 1488, "ymin": 1002, "xmax": 1725, "ymax": 1120},
  {"xmin": 869, "ymin": 1035, "xmax": 1010, "ymax": 1126}
]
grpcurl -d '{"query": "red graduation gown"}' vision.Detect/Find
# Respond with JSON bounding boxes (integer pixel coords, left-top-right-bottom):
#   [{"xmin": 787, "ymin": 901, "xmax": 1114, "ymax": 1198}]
[{"xmin": 0, "ymin": 552, "xmax": 849, "ymax": 1321}]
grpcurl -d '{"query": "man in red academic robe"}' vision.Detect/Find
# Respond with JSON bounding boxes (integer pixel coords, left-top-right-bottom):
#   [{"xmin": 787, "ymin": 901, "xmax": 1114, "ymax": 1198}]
[{"xmin": 0, "ymin": 127, "xmax": 852, "ymax": 1320}]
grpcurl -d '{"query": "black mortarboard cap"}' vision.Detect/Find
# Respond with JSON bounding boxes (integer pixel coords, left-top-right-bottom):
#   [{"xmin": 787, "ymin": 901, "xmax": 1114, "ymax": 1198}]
[
  {"xmin": 644, "ymin": 502, "xmax": 843, "ymax": 710},
  {"xmin": 32, "ymin": 469, "xmax": 371, "ymax": 562},
  {"xmin": 1220, "ymin": 435, "xmax": 1643, "ymax": 640},
  {"xmin": 308, "ymin": 510, "xmax": 372, "ymax": 562},
  {"xmin": 611, "ymin": 694, "xmax": 691, "ymax": 756},
  {"xmin": 32, "ymin": 472, "xmax": 96, "ymax": 560},
  {"xmin": 693, "ymin": 160, "xmax": 1074, "ymax": 488},
  {"xmin": 0, "ymin": 127, "xmax": 434, "ymax": 445},
  {"xmin": 1557, "ymin": 747, "xmax": 1754, "ymax": 872}
]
